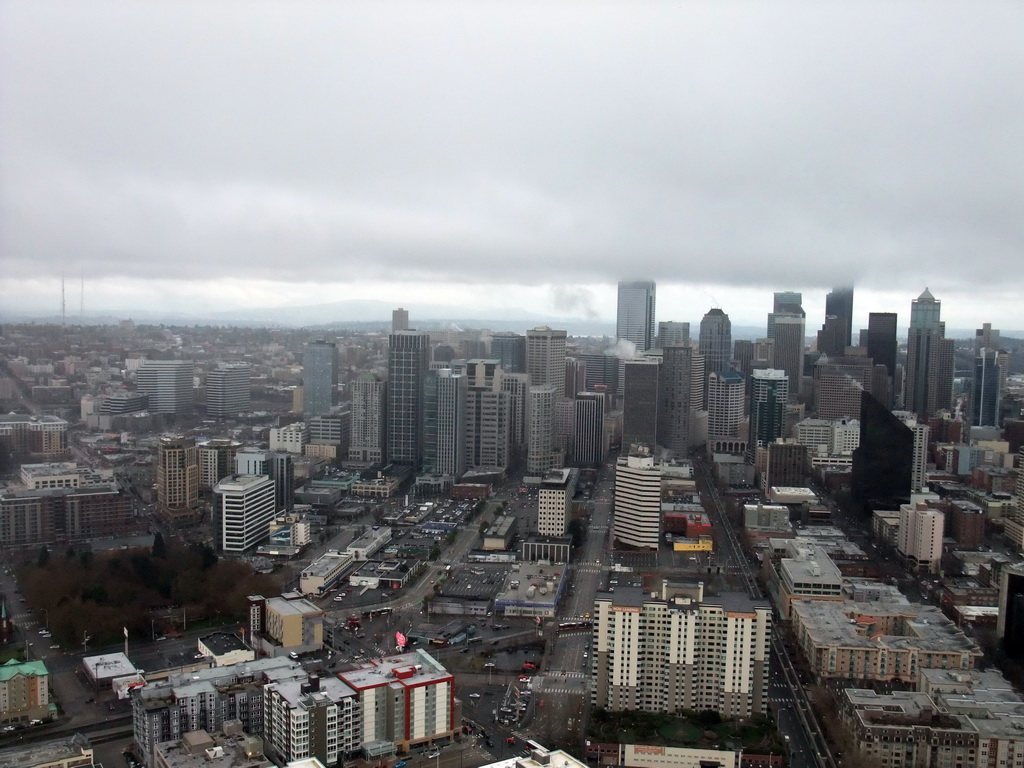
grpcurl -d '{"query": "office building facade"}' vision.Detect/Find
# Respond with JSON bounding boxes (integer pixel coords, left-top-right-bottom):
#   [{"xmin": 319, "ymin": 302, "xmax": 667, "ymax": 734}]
[
  {"xmin": 750, "ymin": 369, "xmax": 789, "ymax": 451},
  {"xmin": 905, "ymin": 289, "xmax": 954, "ymax": 418},
  {"xmin": 526, "ymin": 326, "xmax": 567, "ymax": 389},
  {"xmin": 621, "ymin": 359, "xmax": 660, "ymax": 451},
  {"xmin": 206, "ymin": 363, "xmax": 251, "ymax": 418},
  {"xmin": 387, "ymin": 331, "xmax": 430, "ymax": 468},
  {"xmin": 349, "ymin": 373, "xmax": 386, "ymax": 464},
  {"xmin": 156, "ymin": 436, "xmax": 199, "ymax": 513},
  {"xmin": 215, "ymin": 474, "xmax": 277, "ymax": 553},
  {"xmin": 657, "ymin": 344, "xmax": 704, "ymax": 456},
  {"xmin": 824, "ymin": 286, "xmax": 854, "ymax": 349},
  {"xmin": 136, "ymin": 360, "xmax": 194, "ymax": 415},
  {"xmin": 616, "ymin": 280, "xmax": 656, "ymax": 352},
  {"xmin": 612, "ymin": 451, "xmax": 662, "ymax": 549},
  {"xmin": 706, "ymin": 370, "xmax": 745, "ymax": 453},
  {"xmin": 302, "ymin": 340, "xmax": 337, "ymax": 417}
]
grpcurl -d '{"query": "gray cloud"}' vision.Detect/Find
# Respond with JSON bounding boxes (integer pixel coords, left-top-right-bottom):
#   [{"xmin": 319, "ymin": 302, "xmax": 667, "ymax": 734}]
[{"xmin": 1, "ymin": 0, "xmax": 1022, "ymax": 324}]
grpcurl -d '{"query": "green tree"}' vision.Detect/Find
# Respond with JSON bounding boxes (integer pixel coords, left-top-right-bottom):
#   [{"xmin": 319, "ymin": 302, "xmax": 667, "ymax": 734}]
[{"xmin": 152, "ymin": 532, "xmax": 167, "ymax": 558}]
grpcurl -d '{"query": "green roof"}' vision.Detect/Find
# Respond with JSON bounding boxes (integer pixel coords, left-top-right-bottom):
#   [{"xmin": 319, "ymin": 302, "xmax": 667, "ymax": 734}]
[{"xmin": 0, "ymin": 658, "xmax": 48, "ymax": 681}]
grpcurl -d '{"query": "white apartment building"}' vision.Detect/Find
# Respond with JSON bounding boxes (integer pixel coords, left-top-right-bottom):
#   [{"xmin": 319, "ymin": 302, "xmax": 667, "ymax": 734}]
[
  {"xmin": 527, "ymin": 385, "xmax": 558, "ymax": 475},
  {"xmin": 215, "ymin": 474, "xmax": 277, "ymax": 553},
  {"xmin": 897, "ymin": 502, "xmax": 944, "ymax": 574},
  {"xmin": 537, "ymin": 468, "xmax": 578, "ymax": 536},
  {"xmin": 270, "ymin": 423, "xmax": 309, "ymax": 455},
  {"xmin": 592, "ymin": 583, "xmax": 771, "ymax": 719},
  {"xmin": 893, "ymin": 411, "xmax": 929, "ymax": 493},
  {"xmin": 612, "ymin": 451, "xmax": 663, "ymax": 549},
  {"xmin": 349, "ymin": 373, "xmax": 386, "ymax": 464}
]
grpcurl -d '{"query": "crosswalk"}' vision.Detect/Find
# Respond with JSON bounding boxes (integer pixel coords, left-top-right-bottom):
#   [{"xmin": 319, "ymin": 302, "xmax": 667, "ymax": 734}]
[{"xmin": 535, "ymin": 685, "xmax": 586, "ymax": 696}]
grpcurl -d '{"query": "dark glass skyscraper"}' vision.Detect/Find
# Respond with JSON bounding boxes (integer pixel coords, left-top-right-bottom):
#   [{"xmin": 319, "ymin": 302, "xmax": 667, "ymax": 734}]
[
  {"xmin": 825, "ymin": 286, "xmax": 854, "ymax": 348},
  {"xmin": 387, "ymin": 331, "xmax": 430, "ymax": 468},
  {"xmin": 905, "ymin": 289, "xmax": 954, "ymax": 418},
  {"xmin": 866, "ymin": 312, "xmax": 898, "ymax": 378},
  {"xmin": 852, "ymin": 391, "xmax": 913, "ymax": 510},
  {"xmin": 302, "ymin": 339, "xmax": 337, "ymax": 417}
]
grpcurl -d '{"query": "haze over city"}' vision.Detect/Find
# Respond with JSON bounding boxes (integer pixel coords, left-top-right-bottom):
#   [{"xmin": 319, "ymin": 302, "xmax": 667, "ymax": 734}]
[{"xmin": 2, "ymin": 1, "xmax": 1023, "ymax": 330}]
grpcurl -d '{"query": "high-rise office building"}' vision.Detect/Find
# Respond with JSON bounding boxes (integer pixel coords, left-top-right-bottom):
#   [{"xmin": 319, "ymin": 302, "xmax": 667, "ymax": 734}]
[
  {"xmin": 526, "ymin": 326, "xmax": 567, "ymax": 389},
  {"xmin": 657, "ymin": 321, "xmax": 690, "ymax": 348},
  {"xmin": 706, "ymin": 370, "xmax": 746, "ymax": 453},
  {"xmin": 612, "ymin": 451, "xmax": 662, "ymax": 549},
  {"xmin": 348, "ymin": 373, "xmax": 386, "ymax": 464},
  {"xmin": 392, "ymin": 307, "xmax": 409, "ymax": 332},
  {"xmin": 976, "ymin": 322, "xmax": 999, "ymax": 354},
  {"xmin": 998, "ymin": 563, "xmax": 1024, "ymax": 658},
  {"xmin": 206, "ymin": 363, "xmax": 251, "ymax": 418},
  {"xmin": 537, "ymin": 467, "xmax": 578, "ymax": 536},
  {"xmin": 852, "ymin": 392, "xmax": 914, "ymax": 508},
  {"xmin": 387, "ymin": 331, "xmax": 430, "ymax": 468},
  {"xmin": 973, "ymin": 348, "xmax": 1002, "ymax": 428},
  {"xmin": 892, "ymin": 410, "xmax": 929, "ymax": 494},
  {"xmin": 156, "ymin": 436, "xmax": 198, "ymax": 512},
  {"xmin": 767, "ymin": 292, "xmax": 803, "ymax": 340},
  {"xmin": 490, "ymin": 332, "xmax": 526, "ymax": 374},
  {"xmin": 233, "ymin": 450, "xmax": 294, "ymax": 512},
  {"xmin": 812, "ymin": 355, "xmax": 874, "ymax": 420},
  {"xmin": 302, "ymin": 340, "xmax": 338, "ymax": 417},
  {"xmin": 592, "ymin": 583, "xmax": 770, "ymax": 718},
  {"xmin": 621, "ymin": 359, "xmax": 660, "ymax": 451},
  {"xmin": 750, "ymin": 369, "xmax": 789, "ymax": 451},
  {"xmin": 770, "ymin": 314, "xmax": 805, "ymax": 399},
  {"xmin": 825, "ymin": 286, "xmax": 855, "ymax": 349},
  {"xmin": 462, "ymin": 360, "xmax": 511, "ymax": 472},
  {"xmin": 616, "ymin": 280, "xmax": 656, "ymax": 352},
  {"xmin": 897, "ymin": 502, "xmax": 943, "ymax": 574},
  {"xmin": 657, "ymin": 345, "xmax": 704, "ymax": 456},
  {"xmin": 571, "ymin": 392, "xmax": 606, "ymax": 467},
  {"xmin": 565, "ymin": 358, "xmax": 587, "ymax": 399},
  {"xmin": 423, "ymin": 368, "xmax": 467, "ymax": 478},
  {"xmin": 816, "ymin": 315, "xmax": 847, "ymax": 358},
  {"xmin": 527, "ymin": 385, "xmax": 558, "ymax": 475},
  {"xmin": 214, "ymin": 474, "xmax": 276, "ymax": 553},
  {"xmin": 733, "ymin": 339, "xmax": 755, "ymax": 380},
  {"xmin": 905, "ymin": 289, "xmax": 954, "ymax": 418},
  {"xmin": 501, "ymin": 372, "xmax": 529, "ymax": 453},
  {"xmin": 136, "ymin": 360, "xmax": 194, "ymax": 414},
  {"xmin": 698, "ymin": 308, "xmax": 732, "ymax": 376},
  {"xmin": 867, "ymin": 312, "xmax": 898, "ymax": 377},
  {"xmin": 579, "ymin": 352, "xmax": 620, "ymax": 400}
]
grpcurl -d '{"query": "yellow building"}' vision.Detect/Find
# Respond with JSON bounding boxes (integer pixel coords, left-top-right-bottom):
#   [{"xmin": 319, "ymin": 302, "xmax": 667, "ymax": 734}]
[
  {"xmin": 0, "ymin": 659, "xmax": 49, "ymax": 723},
  {"xmin": 264, "ymin": 595, "xmax": 323, "ymax": 649}
]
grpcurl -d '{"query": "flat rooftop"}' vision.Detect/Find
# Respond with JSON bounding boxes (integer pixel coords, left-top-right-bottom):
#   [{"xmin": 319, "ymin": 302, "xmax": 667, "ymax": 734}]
[{"xmin": 337, "ymin": 649, "xmax": 452, "ymax": 691}]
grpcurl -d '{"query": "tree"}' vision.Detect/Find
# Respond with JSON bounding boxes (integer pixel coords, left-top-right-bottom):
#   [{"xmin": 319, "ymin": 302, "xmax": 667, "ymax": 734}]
[
  {"xmin": 37, "ymin": 546, "xmax": 49, "ymax": 567},
  {"xmin": 152, "ymin": 532, "xmax": 167, "ymax": 558}
]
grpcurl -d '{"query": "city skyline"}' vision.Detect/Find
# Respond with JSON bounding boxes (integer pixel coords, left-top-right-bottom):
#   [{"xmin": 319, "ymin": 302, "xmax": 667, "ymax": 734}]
[{"xmin": 2, "ymin": 1, "xmax": 1023, "ymax": 329}]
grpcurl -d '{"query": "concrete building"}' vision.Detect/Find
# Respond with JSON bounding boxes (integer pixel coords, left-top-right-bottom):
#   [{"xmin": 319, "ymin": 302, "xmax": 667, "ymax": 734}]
[
  {"xmin": 769, "ymin": 314, "xmax": 805, "ymax": 400},
  {"xmin": 270, "ymin": 423, "xmax": 309, "ymax": 455},
  {"xmin": 527, "ymin": 385, "xmax": 558, "ymax": 475},
  {"xmin": 215, "ymin": 475, "xmax": 276, "ymax": 553},
  {"xmin": 206, "ymin": 363, "xmax": 251, "ymax": 418},
  {"xmin": 526, "ymin": 326, "xmax": 567, "ymax": 389},
  {"xmin": 0, "ymin": 415, "xmax": 68, "ymax": 460},
  {"xmin": 392, "ymin": 307, "xmax": 409, "ymax": 332},
  {"xmin": 302, "ymin": 340, "xmax": 337, "ymax": 417},
  {"xmin": 706, "ymin": 370, "xmax": 745, "ymax": 453},
  {"xmin": 537, "ymin": 468, "xmax": 579, "ymax": 537},
  {"xmin": 490, "ymin": 332, "xmax": 526, "ymax": 374},
  {"xmin": 571, "ymin": 391, "xmax": 606, "ymax": 467},
  {"xmin": 789, "ymin": 600, "xmax": 980, "ymax": 682},
  {"xmin": 897, "ymin": 502, "xmax": 944, "ymax": 574},
  {"xmin": 698, "ymin": 308, "xmax": 732, "ymax": 407},
  {"xmin": 348, "ymin": 373, "xmax": 386, "ymax": 464},
  {"xmin": 592, "ymin": 582, "xmax": 771, "ymax": 719},
  {"xmin": 133, "ymin": 657, "xmax": 305, "ymax": 764},
  {"xmin": 612, "ymin": 451, "xmax": 663, "ymax": 549},
  {"xmin": 152, "ymin": 727, "xmax": 270, "ymax": 768},
  {"xmin": 197, "ymin": 633, "xmax": 256, "ymax": 668},
  {"xmin": 462, "ymin": 360, "xmax": 512, "ymax": 473},
  {"xmin": 262, "ymin": 596, "xmax": 324, "ymax": 650},
  {"xmin": 198, "ymin": 439, "xmax": 242, "ymax": 491},
  {"xmin": 157, "ymin": 436, "xmax": 199, "ymax": 514},
  {"xmin": 657, "ymin": 321, "xmax": 690, "ymax": 348},
  {"xmin": 616, "ymin": 280, "xmax": 656, "ymax": 352},
  {"xmin": 764, "ymin": 541, "xmax": 844, "ymax": 617},
  {"xmin": 336, "ymin": 649, "xmax": 458, "ymax": 753},
  {"xmin": 824, "ymin": 286, "xmax": 855, "ymax": 349},
  {"xmin": 812, "ymin": 355, "xmax": 873, "ymax": 420},
  {"xmin": 136, "ymin": 360, "xmax": 194, "ymax": 414},
  {"xmin": 423, "ymin": 368, "xmax": 467, "ymax": 479},
  {"xmin": 0, "ymin": 659, "xmax": 49, "ymax": 724},
  {"xmin": 657, "ymin": 344, "xmax": 704, "ymax": 457},
  {"xmin": 263, "ymin": 674, "xmax": 360, "ymax": 765}
]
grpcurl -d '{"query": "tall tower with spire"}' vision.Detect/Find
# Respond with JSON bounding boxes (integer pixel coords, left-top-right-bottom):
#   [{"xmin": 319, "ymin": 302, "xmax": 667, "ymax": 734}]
[{"xmin": 905, "ymin": 288, "xmax": 954, "ymax": 418}]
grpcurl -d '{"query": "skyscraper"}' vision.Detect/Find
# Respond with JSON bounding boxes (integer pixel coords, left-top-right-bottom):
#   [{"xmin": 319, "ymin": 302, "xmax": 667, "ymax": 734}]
[
  {"xmin": 462, "ymin": 359, "xmax": 511, "ymax": 472},
  {"xmin": 526, "ymin": 326, "xmax": 567, "ymax": 389},
  {"xmin": 156, "ymin": 436, "xmax": 198, "ymax": 513},
  {"xmin": 824, "ymin": 286, "xmax": 855, "ymax": 348},
  {"xmin": 206, "ymin": 363, "xmax": 251, "ymax": 418},
  {"xmin": 136, "ymin": 360, "xmax": 194, "ymax": 414},
  {"xmin": 767, "ymin": 292, "xmax": 803, "ymax": 339},
  {"xmin": 214, "ymin": 474, "xmax": 276, "ymax": 553},
  {"xmin": 698, "ymin": 308, "xmax": 732, "ymax": 410},
  {"xmin": 423, "ymin": 368, "xmax": 467, "ymax": 478},
  {"xmin": 616, "ymin": 280, "xmax": 656, "ymax": 352},
  {"xmin": 972, "ymin": 348, "xmax": 1002, "ymax": 428},
  {"xmin": 852, "ymin": 392, "xmax": 914, "ymax": 508},
  {"xmin": 387, "ymin": 331, "xmax": 431, "ymax": 468},
  {"xmin": 490, "ymin": 332, "xmax": 526, "ymax": 373},
  {"xmin": 302, "ymin": 339, "xmax": 338, "ymax": 417},
  {"xmin": 770, "ymin": 313, "xmax": 805, "ymax": 400},
  {"xmin": 750, "ymin": 369, "xmax": 789, "ymax": 451},
  {"xmin": 612, "ymin": 450, "xmax": 662, "ymax": 549},
  {"xmin": 866, "ymin": 312, "xmax": 898, "ymax": 378},
  {"xmin": 527, "ymin": 385, "xmax": 558, "ymax": 474},
  {"xmin": 621, "ymin": 359, "xmax": 660, "ymax": 451},
  {"xmin": 905, "ymin": 289, "xmax": 954, "ymax": 418},
  {"xmin": 706, "ymin": 370, "xmax": 746, "ymax": 453},
  {"xmin": 571, "ymin": 392, "xmax": 606, "ymax": 467},
  {"xmin": 392, "ymin": 307, "xmax": 409, "ymax": 332},
  {"xmin": 657, "ymin": 321, "xmax": 690, "ymax": 348},
  {"xmin": 348, "ymin": 372, "xmax": 386, "ymax": 463},
  {"xmin": 657, "ymin": 344, "xmax": 704, "ymax": 456}
]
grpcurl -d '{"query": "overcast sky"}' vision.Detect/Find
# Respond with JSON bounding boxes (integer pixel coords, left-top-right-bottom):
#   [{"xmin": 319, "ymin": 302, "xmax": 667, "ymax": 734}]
[{"xmin": 2, "ymin": 0, "xmax": 1022, "ymax": 331}]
